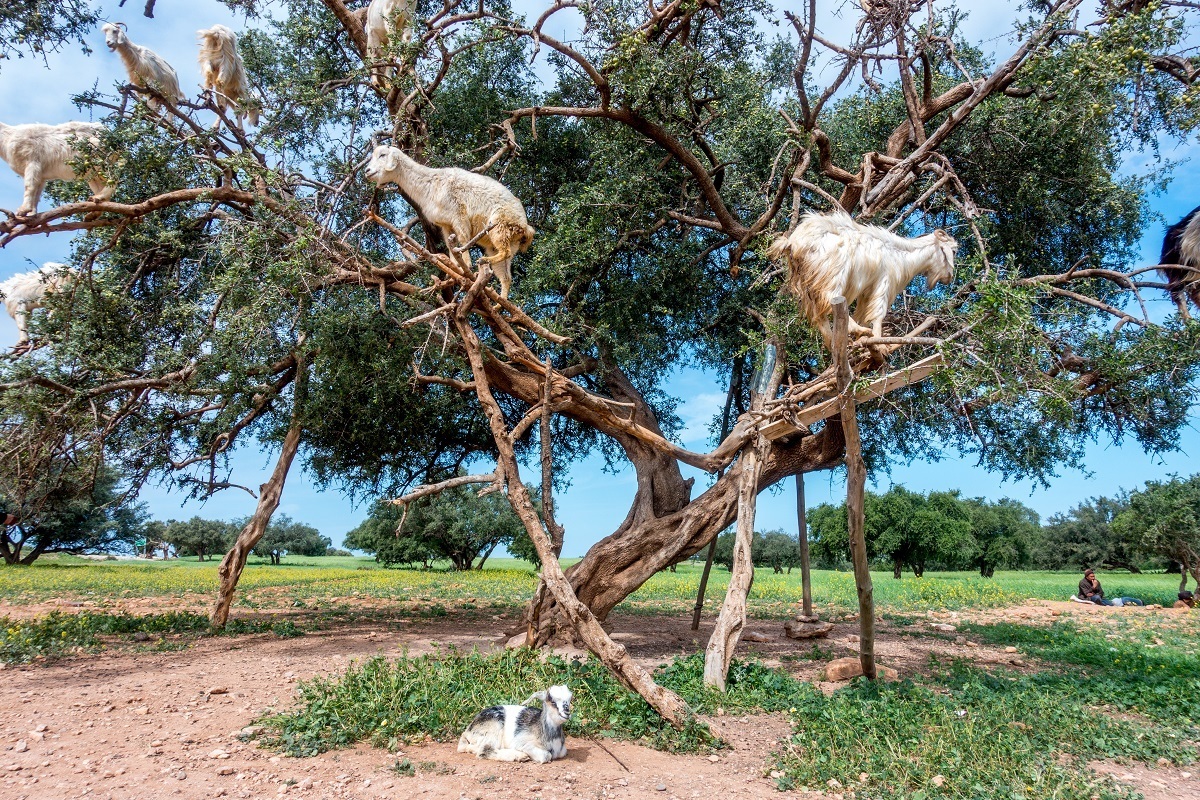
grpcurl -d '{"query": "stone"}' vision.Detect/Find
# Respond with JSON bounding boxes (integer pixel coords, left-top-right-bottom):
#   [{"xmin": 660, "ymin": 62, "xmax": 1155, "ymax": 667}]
[
  {"xmin": 655, "ymin": 784, "xmax": 667, "ymax": 791},
  {"xmin": 1156, "ymin": 757, "xmax": 1172, "ymax": 768},
  {"xmin": 217, "ymin": 766, "xmax": 235, "ymax": 776},
  {"xmin": 931, "ymin": 775, "xmax": 945, "ymax": 787},
  {"xmin": 505, "ymin": 633, "xmax": 528, "ymax": 650},
  {"xmin": 208, "ymin": 687, "xmax": 229, "ymax": 696},
  {"xmin": 742, "ymin": 630, "xmax": 773, "ymax": 643},
  {"xmin": 1004, "ymin": 646, "xmax": 1018, "ymax": 653},
  {"xmin": 827, "ymin": 778, "xmax": 843, "ymax": 790},
  {"xmin": 14, "ymin": 740, "xmax": 28, "ymax": 753},
  {"xmin": 929, "ymin": 623, "xmax": 957, "ymax": 633},
  {"xmin": 783, "ymin": 620, "xmax": 833, "ymax": 640},
  {"xmin": 794, "ymin": 614, "xmax": 821, "ymax": 624},
  {"xmin": 707, "ymin": 755, "xmax": 720, "ymax": 763},
  {"xmin": 132, "ymin": 707, "xmax": 150, "ymax": 716},
  {"xmin": 821, "ymin": 657, "xmax": 898, "ymax": 682}
]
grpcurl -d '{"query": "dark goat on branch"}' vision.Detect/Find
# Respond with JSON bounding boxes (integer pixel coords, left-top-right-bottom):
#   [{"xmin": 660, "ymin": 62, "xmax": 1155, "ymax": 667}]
[{"xmin": 1160, "ymin": 204, "xmax": 1200, "ymax": 320}]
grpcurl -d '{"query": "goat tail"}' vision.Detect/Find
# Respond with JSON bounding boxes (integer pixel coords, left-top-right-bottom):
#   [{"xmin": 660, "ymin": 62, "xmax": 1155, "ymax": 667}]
[
  {"xmin": 765, "ymin": 233, "xmax": 792, "ymax": 264},
  {"xmin": 482, "ymin": 221, "xmax": 532, "ymax": 263}
]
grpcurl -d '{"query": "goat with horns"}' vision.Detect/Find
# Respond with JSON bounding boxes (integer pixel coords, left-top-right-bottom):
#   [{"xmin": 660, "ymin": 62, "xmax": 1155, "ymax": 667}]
[
  {"xmin": 364, "ymin": 144, "xmax": 535, "ymax": 299},
  {"xmin": 768, "ymin": 211, "xmax": 958, "ymax": 346},
  {"xmin": 101, "ymin": 22, "xmax": 185, "ymax": 111}
]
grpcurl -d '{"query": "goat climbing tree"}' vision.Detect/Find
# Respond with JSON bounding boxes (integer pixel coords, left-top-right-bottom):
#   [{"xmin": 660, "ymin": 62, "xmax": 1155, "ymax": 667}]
[{"xmin": 2, "ymin": 0, "xmax": 1199, "ymax": 716}]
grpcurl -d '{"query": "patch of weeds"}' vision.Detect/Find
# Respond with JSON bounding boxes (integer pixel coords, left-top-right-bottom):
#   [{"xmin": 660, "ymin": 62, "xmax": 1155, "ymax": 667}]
[
  {"xmin": 390, "ymin": 758, "xmax": 415, "ymax": 777},
  {"xmin": 772, "ymin": 652, "xmax": 1195, "ymax": 800},
  {"xmin": 269, "ymin": 620, "xmax": 303, "ymax": 638},
  {"xmin": 259, "ymin": 649, "xmax": 720, "ymax": 758},
  {"xmin": 416, "ymin": 761, "xmax": 439, "ymax": 771},
  {"xmin": 479, "ymin": 775, "xmax": 497, "ymax": 784},
  {"xmin": 0, "ymin": 611, "xmax": 306, "ymax": 664}
]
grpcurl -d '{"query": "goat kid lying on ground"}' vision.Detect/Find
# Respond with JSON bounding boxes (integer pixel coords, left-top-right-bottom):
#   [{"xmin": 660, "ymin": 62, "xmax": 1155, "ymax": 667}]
[
  {"xmin": 458, "ymin": 685, "xmax": 572, "ymax": 763},
  {"xmin": 365, "ymin": 145, "xmax": 535, "ymax": 298},
  {"xmin": 1160, "ymin": 203, "xmax": 1200, "ymax": 320},
  {"xmin": 102, "ymin": 22, "xmax": 185, "ymax": 111},
  {"xmin": 768, "ymin": 210, "xmax": 958, "ymax": 346},
  {"xmin": 365, "ymin": 0, "xmax": 418, "ymax": 90},
  {"xmin": 0, "ymin": 263, "xmax": 75, "ymax": 346},
  {"xmin": 197, "ymin": 25, "xmax": 258, "ymax": 127},
  {"xmin": 0, "ymin": 121, "xmax": 113, "ymax": 216}
]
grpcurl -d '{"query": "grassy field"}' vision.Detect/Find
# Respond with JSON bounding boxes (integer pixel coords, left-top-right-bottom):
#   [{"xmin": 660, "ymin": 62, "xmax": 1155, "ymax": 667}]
[{"xmin": 0, "ymin": 554, "xmax": 1186, "ymax": 616}]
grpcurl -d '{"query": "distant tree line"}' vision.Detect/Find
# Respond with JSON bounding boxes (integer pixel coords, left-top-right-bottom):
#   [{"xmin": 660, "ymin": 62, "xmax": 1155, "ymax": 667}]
[
  {"xmin": 798, "ymin": 477, "xmax": 1200, "ymax": 589},
  {"xmin": 151, "ymin": 515, "xmax": 332, "ymax": 564}
]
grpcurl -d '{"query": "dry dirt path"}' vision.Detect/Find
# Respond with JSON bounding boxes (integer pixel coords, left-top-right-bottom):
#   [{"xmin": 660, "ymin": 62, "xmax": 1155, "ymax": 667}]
[{"xmin": 1, "ymin": 605, "xmax": 1195, "ymax": 800}]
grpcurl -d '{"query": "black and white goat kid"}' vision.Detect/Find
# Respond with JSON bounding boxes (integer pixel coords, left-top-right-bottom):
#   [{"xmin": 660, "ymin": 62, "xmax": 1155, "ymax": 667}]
[{"xmin": 457, "ymin": 685, "xmax": 572, "ymax": 763}]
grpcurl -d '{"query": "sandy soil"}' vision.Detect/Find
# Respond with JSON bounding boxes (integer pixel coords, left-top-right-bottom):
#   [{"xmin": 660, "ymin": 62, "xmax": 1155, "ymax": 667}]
[{"xmin": 0, "ymin": 605, "xmax": 1194, "ymax": 800}]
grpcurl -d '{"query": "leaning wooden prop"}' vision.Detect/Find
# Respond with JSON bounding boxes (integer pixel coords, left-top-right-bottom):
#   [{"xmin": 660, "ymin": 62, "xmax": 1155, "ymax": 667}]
[
  {"xmin": 458, "ymin": 685, "xmax": 572, "ymax": 763},
  {"xmin": 768, "ymin": 211, "xmax": 958, "ymax": 346}
]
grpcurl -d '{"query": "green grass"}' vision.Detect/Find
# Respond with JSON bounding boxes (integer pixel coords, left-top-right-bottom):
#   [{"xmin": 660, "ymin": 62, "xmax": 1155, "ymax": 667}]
[
  {"xmin": 0, "ymin": 610, "xmax": 303, "ymax": 663},
  {"xmin": 2, "ymin": 558, "xmax": 1185, "ymax": 617},
  {"xmin": 261, "ymin": 640, "xmax": 1198, "ymax": 800}
]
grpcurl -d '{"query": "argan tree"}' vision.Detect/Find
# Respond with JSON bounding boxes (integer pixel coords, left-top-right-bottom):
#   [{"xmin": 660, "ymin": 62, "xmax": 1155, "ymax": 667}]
[{"xmin": 2, "ymin": 0, "xmax": 1199, "ymax": 721}]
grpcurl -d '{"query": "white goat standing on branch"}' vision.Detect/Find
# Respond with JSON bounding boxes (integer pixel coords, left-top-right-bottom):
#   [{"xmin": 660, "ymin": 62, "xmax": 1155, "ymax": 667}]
[
  {"xmin": 0, "ymin": 263, "xmax": 75, "ymax": 346},
  {"xmin": 0, "ymin": 121, "xmax": 113, "ymax": 216},
  {"xmin": 197, "ymin": 25, "xmax": 259, "ymax": 127},
  {"xmin": 365, "ymin": 144, "xmax": 536, "ymax": 299},
  {"xmin": 768, "ymin": 211, "xmax": 958, "ymax": 345},
  {"xmin": 365, "ymin": 0, "xmax": 417, "ymax": 90},
  {"xmin": 102, "ymin": 22, "xmax": 185, "ymax": 111}
]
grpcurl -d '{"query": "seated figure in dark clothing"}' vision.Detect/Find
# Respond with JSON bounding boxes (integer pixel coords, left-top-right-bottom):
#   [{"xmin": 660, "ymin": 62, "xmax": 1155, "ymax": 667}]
[{"xmin": 1078, "ymin": 568, "xmax": 1144, "ymax": 606}]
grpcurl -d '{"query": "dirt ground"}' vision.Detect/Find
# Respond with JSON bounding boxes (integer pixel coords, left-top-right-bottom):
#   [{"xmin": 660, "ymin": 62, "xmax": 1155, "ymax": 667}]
[{"xmin": 1, "ymin": 602, "xmax": 1196, "ymax": 800}]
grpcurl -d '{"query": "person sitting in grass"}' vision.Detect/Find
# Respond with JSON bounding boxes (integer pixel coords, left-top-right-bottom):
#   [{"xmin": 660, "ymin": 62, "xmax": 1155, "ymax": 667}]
[
  {"xmin": 1175, "ymin": 590, "xmax": 1195, "ymax": 609},
  {"xmin": 1076, "ymin": 568, "xmax": 1144, "ymax": 606}
]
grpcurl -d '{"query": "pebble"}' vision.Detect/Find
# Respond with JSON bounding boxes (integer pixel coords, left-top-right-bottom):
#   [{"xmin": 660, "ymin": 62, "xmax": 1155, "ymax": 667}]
[
  {"xmin": 656, "ymin": 783, "xmax": 667, "ymax": 791},
  {"xmin": 1157, "ymin": 757, "xmax": 1172, "ymax": 767},
  {"xmin": 1004, "ymin": 646, "xmax": 1018, "ymax": 653},
  {"xmin": 208, "ymin": 687, "xmax": 230, "ymax": 696},
  {"xmin": 133, "ymin": 707, "xmax": 150, "ymax": 716},
  {"xmin": 707, "ymin": 755, "xmax": 720, "ymax": 763},
  {"xmin": 217, "ymin": 766, "xmax": 236, "ymax": 776},
  {"xmin": 858, "ymin": 773, "xmax": 869, "ymax": 783},
  {"xmin": 769, "ymin": 770, "xmax": 783, "ymax": 779},
  {"xmin": 174, "ymin": 770, "xmax": 187, "ymax": 781},
  {"xmin": 826, "ymin": 778, "xmax": 843, "ymax": 790},
  {"xmin": 209, "ymin": 749, "xmax": 231, "ymax": 760},
  {"xmin": 931, "ymin": 775, "xmax": 946, "ymax": 787},
  {"xmin": 297, "ymin": 778, "xmax": 313, "ymax": 790},
  {"xmin": 14, "ymin": 740, "xmax": 28, "ymax": 753}
]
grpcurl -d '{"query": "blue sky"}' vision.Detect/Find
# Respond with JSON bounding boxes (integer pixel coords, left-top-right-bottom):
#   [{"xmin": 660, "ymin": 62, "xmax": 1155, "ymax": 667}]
[{"xmin": 1, "ymin": 2, "xmax": 1196, "ymax": 553}]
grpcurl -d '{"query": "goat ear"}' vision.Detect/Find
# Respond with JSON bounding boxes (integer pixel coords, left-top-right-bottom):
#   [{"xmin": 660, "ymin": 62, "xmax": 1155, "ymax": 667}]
[{"xmin": 522, "ymin": 691, "xmax": 547, "ymax": 706}]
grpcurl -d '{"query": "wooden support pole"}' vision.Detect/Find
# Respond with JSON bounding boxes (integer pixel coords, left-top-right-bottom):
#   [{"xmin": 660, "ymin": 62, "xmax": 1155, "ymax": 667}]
[
  {"xmin": 703, "ymin": 347, "xmax": 782, "ymax": 690},
  {"xmin": 797, "ymin": 472, "xmax": 813, "ymax": 619},
  {"xmin": 692, "ymin": 356, "xmax": 742, "ymax": 631},
  {"xmin": 832, "ymin": 297, "xmax": 876, "ymax": 680}
]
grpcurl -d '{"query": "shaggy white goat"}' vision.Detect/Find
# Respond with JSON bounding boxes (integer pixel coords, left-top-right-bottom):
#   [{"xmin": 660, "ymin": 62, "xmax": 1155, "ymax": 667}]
[
  {"xmin": 364, "ymin": 145, "xmax": 535, "ymax": 298},
  {"xmin": 102, "ymin": 22, "xmax": 185, "ymax": 111},
  {"xmin": 768, "ymin": 211, "xmax": 958, "ymax": 345},
  {"xmin": 0, "ymin": 121, "xmax": 113, "ymax": 216},
  {"xmin": 1160, "ymin": 203, "xmax": 1200, "ymax": 320},
  {"xmin": 458, "ymin": 685, "xmax": 572, "ymax": 763},
  {"xmin": 0, "ymin": 263, "xmax": 75, "ymax": 345},
  {"xmin": 197, "ymin": 25, "xmax": 259, "ymax": 127},
  {"xmin": 365, "ymin": 0, "xmax": 418, "ymax": 89}
]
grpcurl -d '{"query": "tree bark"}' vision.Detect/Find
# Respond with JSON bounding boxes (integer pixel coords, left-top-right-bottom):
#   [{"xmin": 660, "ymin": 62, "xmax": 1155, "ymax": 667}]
[
  {"xmin": 692, "ymin": 356, "xmax": 743, "ymax": 630},
  {"xmin": 703, "ymin": 436, "xmax": 765, "ymax": 690},
  {"xmin": 703, "ymin": 345, "xmax": 783, "ymax": 690},
  {"xmin": 211, "ymin": 354, "xmax": 308, "ymax": 629},
  {"xmin": 452, "ymin": 287, "xmax": 696, "ymax": 729},
  {"xmin": 834, "ymin": 297, "xmax": 876, "ymax": 681},
  {"xmin": 797, "ymin": 473, "xmax": 813, "ymax": 618}
]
